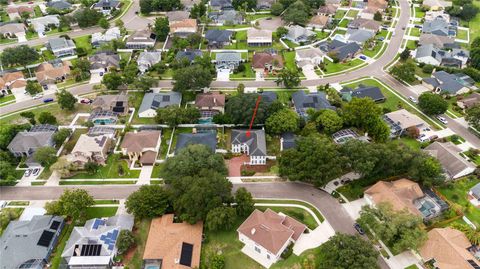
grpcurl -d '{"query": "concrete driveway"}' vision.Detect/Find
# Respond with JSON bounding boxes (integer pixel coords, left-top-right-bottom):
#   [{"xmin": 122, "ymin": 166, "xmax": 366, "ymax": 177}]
[
  {"xmin": 302, "ymin": 66, "xmax": 320, "ymax": 80},
  {"xmin": 216, "ymin": 69, "xmax": 231, "ymax": 81},
  {"xmin": 342, "ymin": 198, "xmax": 368, "ymax": 220},
  {"xmin": 89, "ymin": 73, "xmax": 103, "ymax": 84}
]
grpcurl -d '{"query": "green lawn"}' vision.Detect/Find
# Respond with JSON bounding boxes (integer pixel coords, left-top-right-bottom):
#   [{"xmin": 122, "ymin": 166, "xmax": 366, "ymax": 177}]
[
  {"xmin": 246, "ymin": 13, "xmax": 273, "ymax": 21},
  {"xmin": 339, "ymin": 19, "xmax": 350, "ymax": 28},
  {"xmin": 0, "ymin": 208, "xmax": 23, "ymax": 235},
  {"xmin": 395, "ymin": 137, "xmax": 422, "ymax": 150},
  {"xmin": 437, "ymin": 177, "xmax": 480, "ymax": 226},
  {"xmin": 363, "ymin": 42, "xmax": 384, "ymax": 58},
  {"xmin": 73, "ymin": 35, "xmax": 94, "ymax": 55},
  {"xmin": 406, "ymin": 40, "xmax": 417, "ymax": 50},
  {"xmin": 316, "ymin": 30, "xmax": 330, "ymax": 40},
  {"xmin": 414, "ymin": 6, "xmax": 425, "ymax": 18},
  {"xmin": 456, "ymin": 28, "xmax": 469, "ymax": 40},
  {"xmin": 160, "ymin": 128, "xmax": 173, "ymax": 158},
  {"xmin": 334, "ymin": 10, "xmax": 347, "ymax": 19},
  {"xmin": 409, "ymin": 27, "xmax": 421, "ymax": 37},
  {"xmin": 345, "ymin": 9, "xmax": 359, "ymax": 18},
  {"xmin": 59, "ymin": 180, "xmax": 136, "ymax": 185},
  {"xmin": 85, "ymin": 206, "xmax": 118, "ymax": 219},
  {"xmin": 254, "ymin": 199, "xmax": 324, "ymax": 223},
  {"xmin": 283, "ymin": 51, "xmax": 297, "ymax": 71},
  {"xmin": 94, "ymin": 200, "xmax": 119, "ymax": 205},
  {"xmin": 0, "ymin": 103, "xmax": 91, "ymax": 125},
  {"xmin": 461, "ymin": 0, "xmax": 480, "ymax": 43},
  {"xmin": 231, "ymin": 63, "xmax": 255, "ymax": 79},
  {"xmin": 333, "ymin": 29, "xmax": 347, "ymax": 36},
  {"xmin": 64, "ymin": 154, "xmax": 140, "ymax": 179},
  {"xmin": 282, "ymin": 38, "xmax": 299, "ymax": 48},
  {"xmin": 151, "ymin": 163, "xmax": 165, "ymax": 178},
  {"xmin": 405, "ymin": 264, "xmax": 420, "ymax": 269},
  {"xmin": 34, "ymin": 6, "xmax": 43, "ymax": 17},
  {"xmin": 201, "ymin": 216, "xmax": 325, "ymax": 269},
  {"xmin": 0, "ymin": 95, "xmax": 15, "ymax": 106},
  {"xmin": 323, "ymin": 58, "xmax": 365, "ymax": 74},
  {"xmin": 130, "ymin": 92, "xmax": 157, "ymax": 125}
]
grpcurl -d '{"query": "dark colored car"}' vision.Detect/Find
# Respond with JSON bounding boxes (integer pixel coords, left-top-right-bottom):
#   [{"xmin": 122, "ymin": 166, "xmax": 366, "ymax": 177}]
[
  {"xmin": 354, "ymin": 223, "xmax": 365, "ymax": 235},
  {"xmin": 145, "ymin": 89, "xmax": 154, "ymax": 93},
  {"xmin": 43, "ymin": 98, "xmax": 54, "ymax": 103},
  {"xmin": 80, "ymin": 99, "xmax": 92, "ymax": 104},
  {"xmin": 33, "ymin": 168, "xmax": 40, "ymax": 176}
]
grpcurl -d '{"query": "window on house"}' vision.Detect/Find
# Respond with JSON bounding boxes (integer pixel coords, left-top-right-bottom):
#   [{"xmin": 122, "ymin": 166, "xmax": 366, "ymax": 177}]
[{"xmin": 255, "ymin": 246, "xmax": 261, "ymax": 253}]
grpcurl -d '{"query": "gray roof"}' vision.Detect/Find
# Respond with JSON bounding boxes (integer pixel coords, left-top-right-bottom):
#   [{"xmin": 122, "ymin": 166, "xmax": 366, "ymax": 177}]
[
  {"xmin": 415, "ymin": 44, "xmax": 442, "ymax": 62},
  {"xmin": 210, "ymin": 0, "xmax": 233, "ymax": 8},
  {"xmin": 137, "ymin": 51, "xmax": 162, "ymax": 66},
  {"xmin": 231, "ymin": 129, "xmax": 267, "ymax": 156},
  {"xmin": 46, "ymin": 0, "xmax": 72, "ymax": 10},
  {"xmin": 139, "ymin": 92, "xmax": 182, "ymax": 113},
  {"xmin": 216, "ymin": 52, "xmax": 241, "ymax": 62},
  {"xmin": 259, "ymin": 91, "xmax": 277, "ymax": 104},
  {"xmin": 175, "ymin": 132, "xmax": 217, "ymax": 154},
  {"xmin": 281, "ymin": 132, "xmax": 297, "ymax": 150},
  {"xmin": 0, "ymin": 215, "xmax": 64, "ymax": 269},
  {"xmin": 346, "ymin": 28, "xmax": 375, "ymax": 43},
  {"xmin": 7, "ymin": 131, "xmax": 55, "ymax": 153},
  {"xmin": 166, "ymin": 10, "xmax": 190, "ymax": 22},
  {"xmin": 175, "ymin": 49, "xmax": 202, "ymax": 63},
  {"xmin": 89, "ymin": 52, "xmax": 120, "ymax": 70},
  {"xmin": 209, "ymin": 9, "xmax": 243, "ymax": 24},
  {"xmin": 317, "ymin": 39, "xmax": 361, "ymax": 61},
  {"xmin": 291, "ymin": 91, "xmax": 335, "ymax": 117},
  {"xmin": 422, "ymin": 17, "xmax": 453, "ymax": 36},
  {"xmin": 30, "ymin": 124, "xmax": 58, "ymax": 132},
  {"xmin": 424, "ymin": 141, "xmax": 476, "ymax": 178},
  {"xmin": 205, "ymin": 29, "xmax": 232, "ymax": 43},
  {"xmin": 62, "ymin": 215, "xmax": 134, "ymax": 262},
  {"xmin": 471, "ymin": 183, "xmax": 480, "ymax": 199},
  {"xmin": 0, "ymin": 23, "xmax": 25, "ymax": 34},
  {"xmin": 346, "ymin": 85, "xmax": 385, "ymax": 102},
  {"xmin": 422, "ymin": 71, "xmax": 471, "ymax": 94},
  {"xmin": 48, "ymin": 37, "xmax": 75, "ymax": 50},
  {"xmin": 286, "ymin": 25, "xmax": 315, "ymax": 41},
  {"xmin": 94, "ymin": 0, "xmax": 120, "ymax": 8}
]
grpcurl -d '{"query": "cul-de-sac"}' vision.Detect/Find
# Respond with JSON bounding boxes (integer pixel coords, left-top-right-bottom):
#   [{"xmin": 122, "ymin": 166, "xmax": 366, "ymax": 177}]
[{"xmin": 0, "ymin": 0, "xmax": 479, "ymax": 268}]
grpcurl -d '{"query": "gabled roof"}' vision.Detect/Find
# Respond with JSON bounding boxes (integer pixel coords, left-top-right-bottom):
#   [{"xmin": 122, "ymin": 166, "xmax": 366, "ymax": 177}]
[
  {"xmin": 7, "ymin": 131, "xmax": 55, "ymax": 152},
  {"xmin": 419, "ymin": 33, "xmax": 456, "ymax": 48},
  {"xmin": 94, "ymin": 0, "xmax": 121, "ymax": 8},
  {"xmin": 71, "ymin": 134, "xmax": 110, "ymax": 155},
  {"xmin": 252, "ymin": 52, "xmax": 283, "ymax": 69},
  {"xmin": 216, "ymin": 52, "xmax": 242, "ymax": 62},
  {"xmin": 175, "ymin": 49, "xmax": 203, "ymax": 63},
  {"xmin": 35, "ymin": 61, "xmax": 71, "ymax": 83},
  {"xmin": 175, "ymin": 132, "xmax": 217, "ymax": 154},
  {"xmin": 296, "ymin": 47, "xmax": 325, "ymax": 59},
  {"xmin": 170, "ymin": 18, "xmax": 197, "ymax": 31},
  {"xmin": 422, "ymin": 17, "xmax": 451, "ymax": 36},
  {"xmin": 384, "ymin": 109, "xmax": 425, "ymax": 129},
  {"xmin": 205, "ymin": 29, "xmax": 232, "ymax": 43},
  {"xmin": 89, "ymin": 52, "xmax": 120, "ymax": 70},
  {"xmin": 46, "ymin": 0, "xmax": 72, "ymax": 10},
  {"xmin": 365, "ymin": 179, "xmax": 425, "ymax": 216},
  {"xmin": 210, "ymin": 0, "xmax": 232, "ymax": 8},
  {"xmin": 0, "ymin": 23, "xmax": 25, "ymax": 34},
  {"xmin": 348, "ymin": 18, "xmax": 381, "ymax": 31},
  {"xmin": 346, "ymin": 28, "xmax": 375, "ymax": 43},
  {"xmin": 137, "ymin": 51, "xmax": 162, "ymax": 65},
  {"xmin": 237, "ymin": 209, "xmax": 306, "ymax": 255},
  {"xmin": 209, "ymin": 9, "xmax": 242, "ymax": 23},
  {"xmin": 126, "ymin": 30, "xmax": 156, "ymax": 44},
  {"xmin": 346, "ymin": 85, "xmax": 385, "ymax": 101},
  {"xmin": 121, "ymin": 131, "xmax": 161, "ymax": 153},
  {"xmin": 318, "ymin": 39, "xmax": 361, "ymax": 61},
  {"xmin": 291, "ymin": 91, "xmax": 335, "ymax": 114},
  {"xmin": 195, "ymin": 92, "xmax": 225, "ymax": 108},
  {"xmin": 231, "ymin": 129, "xmax": 267, "ymax": 156},
  {"xmin": 423, "ymin": 71, "xmax": 470, "ymax": 94},
  {"xmin": 424, "ymin": 142, "xmax": 476, "ymax": 178},
  {"xmin": 420, "ymin": 228, "xmax": 480, "ymax": 269},
  {"xmin": 308, "ymin": 15, "xmax": 330, "ymax": 27},
  {"xmin": 2, "ymin": 71, "xmax": 24, "ymax": 83},
  {"xmin": 367, "ymin": 0, "xmax": 388, "ymax": 11},
  {"xmin": 166, "ymin": 10, "xmax": 190, "ymax": 22},
  {"xmin": 317, "ymin": 4, "xmax": 338, "ymax": 14},
  {"xmin": 286, "ymin": 25, "xmax": 315, "ymax": 40},
  {"xmin": 247, "ymin": 28, "xmax": 272, "ymax": 40},
  {"xmin": 48, "ymin": 37, "xmax": 76, "ymax": 50},
  {"xmin": 459, "ymin": 92, "xmax": 480, "ymax": 108}
]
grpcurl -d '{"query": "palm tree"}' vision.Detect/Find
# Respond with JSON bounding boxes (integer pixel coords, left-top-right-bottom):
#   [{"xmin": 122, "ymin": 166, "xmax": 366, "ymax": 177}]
[{"xmin": 452, "ymin": 223, "xmax": 480, "ymax": 246}]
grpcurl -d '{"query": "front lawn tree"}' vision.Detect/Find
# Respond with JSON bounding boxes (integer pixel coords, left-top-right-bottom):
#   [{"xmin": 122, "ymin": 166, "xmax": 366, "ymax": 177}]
[
  {"xmin": 390, "ymin": 61, "xmax": 416, "ymax": 83},
  {"xmin": 74, "ymin": 8, "xmax": 103, "ymax": 27},
  {"xmin": 319, "ymin": 233, "xmax": 379, "ymax": 269},
  {"xmin": 25, "ymin": 81, "xmax": 43, "ymax": 95},
  {"xmin": 276, "ymin": 26, "xmax": 288, "ymax": 38},
  {"xmin": 234, "ymin": 187, "xmax": 255, "ymax": 217},
  {"xmin": 102, "ymin": 71, "xmax": 123, "ymax": 91},
  {"xmin": 316, "ymin": 109, "xmax": 343, "ymax": 134},
  {"xmin": 466, "ymin": 104, "xmax": 480, "ymax": 130},
  {"xmin": 1, "ymin": 45, "xmax": 39, "ymax": 68},
  {"xmin": 205, "ymin": 206, "xmax": 237, "ymax": 231},
  {"xmin": 399, "ymin": 48, "xmax": 410, "ymax": 61},
  {"xmin": 38, "ymin": 111, "xmax": 57, "ymax": 124},
  {"xmin": 275, "ymin": 68, "xmax": 301, "ymax": 88},
  {"xmin": 125, "ymin": 185, "xmax": 171, "ymax": 219},
  {"xmin": 172, "ymin": 65, "xmax": 213, "ymax": 92},
  {"xmin": 52, "ymin": 129, "xmax": 71, "ymax": 145},
  {"xmin": 116, "ymin": 230, "xmax": 135, "ymax": 255},
  {"xmin": 418, "ymin": 92, "xmax": 448, "ymax": 115},
  {"xmin": 154, "ymin": 106, "xmax": 201, "ymax": 127},
  {"xmin": 33, "ymin": 146, "xmax": 58, "ymax": 166},
  {"xmin": 154, "ymin": 17, "xmax": 170, "ymax": 42},
  {"xmin": 342, "ymin": 97, "xmax": 389, "ymax": 141},
  {"xmin": 45, "ymin": 189, "xmax": 94, "ymax": 221},
  {"xmin": 224, "ymin": 94, "xmax": 270, "ymax": 124},
  {"xmin": 271, "ymin": 2, "xmax": 284, "ymax": 15},
  {"xmin": 265, "ymin": 108, "xmax": 300, "ymax": 134},
  {"xmin": 161, "ymin": 144, "xmax": 227, "ymax": 182},
  {"xmin": 282, "ymin": 0, "xmax": 310, "ymax": 25},
  {"xmin": 56, "ymin": 89, "xmax": 78, "ymax": 111}
]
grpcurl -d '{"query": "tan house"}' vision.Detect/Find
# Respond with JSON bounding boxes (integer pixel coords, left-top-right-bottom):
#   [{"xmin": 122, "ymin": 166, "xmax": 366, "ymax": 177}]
[
  {"xmin": 247, "ymin": 28, "xmax": 272, "ymax": 46},
  {"xmin": 367, "ymin": 0, "xmax": 388, "ymax": 13},
  {"xmin": 195, "ymin": 92, "xmax": 226, "ymax": 117},
  {"xmin": 348, "ymin": 18, "xmax": 381, "ymax": 32},
  {"xmin": 237, "ymin": 208, "xmax": 306, "ymax": 268},
  {"xmin": 169, "ymin": 19, "xmax": 198, "ymax": 37},
  {"xmin": 419, "ymin": 228, "xmax": 480, "ymax": 269},
  {"xmin": 7, "ymin": 6, "xmax": 34, "ymax": 20},
  {"xmin": 317, "ymin": 4, "xmax": 338, "ymax": 16},
  {"xmin": 91, "ymin": 94, "xmax": 129, "ymax": 115},
  {"xmin": 120, "ymin": 130, "xmax": 161, "ymax": 166},
  {"xmin": 252, "ymin": 52, "xmax": 284, "ymax": 73},
  {"xmin": 35, "ymin": 61, "xmax": 71, "ymax": 87},
  {"xmin": 307, "ymin": 15, "xmax": 331, "ymax": 29},
  {"xmin": 143, "ymin": 214, "xmax": 203, "ymax": 269},
  {"xmin": 0, "ymin": 71, "xmax": 26, "ymax": 94},
  {"xmin": 67, "ymin": 134, "xmax": 111, "ymax": 168},
  {"xmin": 457, "ymin": 92, "xmax": 480, "ymax": 110}
]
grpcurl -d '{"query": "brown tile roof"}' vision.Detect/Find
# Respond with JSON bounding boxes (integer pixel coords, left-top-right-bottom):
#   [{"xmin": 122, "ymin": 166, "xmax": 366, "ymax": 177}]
[
  {"xmin": 121, "ymin": 131, "xmax": 161, "ymax": 153},
  {"xmin": 420, "ymin": 228, "xmax": 480, "ymax": 269},
  {"xmin": 170, "ymin": 19, "xmax": 197, "ymax": 32},
  {"xmin": 7, "ymin": 6, "xmax": 34, "ymax": 14},
  {"xmin": 367, "ymin": 0, "xmax": 387, "ymax": 11},
  {"xmin": 309, "ymin": 15, "xmax": 330, "ymax": 27},
  {"xmin": 140, "ymin": 150, "xmax": 157, "ymax": 164},
  {"xmin": 195, "ymin": 92, "xmax": 225, "ymax": 108},
  {"xmin": 3, "ymin": 71, "xmax": 24, "ymax": 83},
  {"xmin": 459, "ymin": 92, "xmax": 480, "ymax": 109},
  {"xmin": 364, "ymin": 179, "xmax": 424, "ymax": 216},
  {"xmin": 317, "ymin": 4, "xmax": 338, "ymax": 14},
  {"xmin": 143, "ymin": 214, "xmax": 203, "ymax": 269},
  {"xmin": 9, "ymin": 79, "xmax": 27, "ymax": 89},
  {"xmin": 237, "ymin": 209, "xmax": 306, "ymax": 255},
  {"xmin": 35, "ymin": 62, "xmax": 71, "ymax": 84},
  {"xmin": 350, "ymin": 18, "xmax": 381, "ymax": 31},
  {"xmin": 252, "ymin": 52, "xmax": 284, "ymax": 69}
]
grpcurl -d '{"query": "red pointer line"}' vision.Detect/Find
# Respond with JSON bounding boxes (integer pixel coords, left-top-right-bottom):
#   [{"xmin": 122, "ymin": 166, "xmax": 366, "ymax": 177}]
[{"xmin": 246, "ymin": 95, "xmax": 262, "ymax": 138}]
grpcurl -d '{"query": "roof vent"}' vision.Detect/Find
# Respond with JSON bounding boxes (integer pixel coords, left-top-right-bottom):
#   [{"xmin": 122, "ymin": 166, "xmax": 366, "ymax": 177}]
[{"xmin": 251, "ymin": 228, "xmax": 256, "ymax": 235}]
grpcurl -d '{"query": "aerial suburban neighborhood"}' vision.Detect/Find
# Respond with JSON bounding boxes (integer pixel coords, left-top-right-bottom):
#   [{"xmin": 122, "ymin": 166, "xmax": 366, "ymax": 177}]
[{"xmin": 0, "ymin": 0, "xmax": 480, "ymax": 267}]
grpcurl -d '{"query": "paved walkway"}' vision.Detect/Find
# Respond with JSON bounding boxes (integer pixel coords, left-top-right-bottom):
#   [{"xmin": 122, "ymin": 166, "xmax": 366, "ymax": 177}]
[
  {"xmin": 45, "ymin": 171, "xmax": 61, "ymax": 186},
  {"xmin": 137, "ymin": 166, "xmax": 153, "ymax": 185},
  {"xmin": 386, "ymin": 251, "xmax": 422, "ymax": 269},
  {"xmin": 228, "ymin": 155, "xmax": 249, "ymax": 177},
  {"xmin": 293, "ymin": 221, "xmax": 335, "ymax": 255}
]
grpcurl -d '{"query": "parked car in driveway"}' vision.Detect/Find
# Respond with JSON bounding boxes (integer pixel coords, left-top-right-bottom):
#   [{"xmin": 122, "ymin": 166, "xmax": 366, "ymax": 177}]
[
  {"xmin": 354, "ymin": 223, "xmax": 365, "ymax": 235},
  {"xmin": 359, "ymin": 55, "xmax": 367, "ymax": 60},
  {"xmin": 24, "ymin": 169, "xmax": 32, "ymax": 177},
  {"xmin": 33, "ymin": 168, "xmax": 40, "ymax": 176},
  {"xmin": 436, "ymin": 116, "xmax": 448, "ymax": 124},
  {"xmin": 408, "ymin": 96, "xmax": 417, "ymax": 103}
]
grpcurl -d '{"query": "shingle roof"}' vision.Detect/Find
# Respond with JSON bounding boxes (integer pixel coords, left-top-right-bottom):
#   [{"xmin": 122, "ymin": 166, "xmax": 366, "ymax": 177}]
[
  {"xmin": 216, "ymin": 52, "xmax": 241, "ymax": 62},
  {"xmin": 0, "ymin": 23, "xmax": 25, "ymax": 34},
  {"xmin": 237, "ymin": 209, "xmax": 306, "ymax": 255},
  {"xmin": 292, "ymin": 91, "xmax": 335, "ymax": 115},
  {"xmin": 46, "ymin": 0, "xmax": 72, "ymax": 10},
  {"xmin": 94, "ymin": 0, "xmax": 121, "ymax": 8},
  {"xmin": 175, "ymin": 132, "xmax": 217, "ymax": 154},
  {"xmin": 317, "ymin": 4, "xmax": 338, "ymax": 14},
  {"xmin": 89, "ymin": 52, "xmax": 120, "ymax": 70},
  {"xmin": 231, "ymin": 129, "xmax": 267, "ymax": 156},
  {"xmin": 252, "ymin": 52, "xmax": 283, "ymax": 69},
  {"xmin": 348, "ymin": 18, "xmax": 381, "ymax": 31},
  {"xmin": 48, "ymin": 37, "xmax": 75, "ymax": 50},
  {"xmin": 166, "ymin": 10, "xmax": 190, "ymax": 22},
  {"xmin": 422, "ymin": 17, "xmax": 451, "ymax": 36},
  {"xmin": 349, "ymin": 85, "xmax": 385, "ymax": 101},
  {"xmin": 346, "ymin": 28, "xmax": 375, "ymax": 43},
  {"xmin": 205, "ymin": 29, "xmax": 232, "ymax": 43},
  {"xmin": 121, "ymin": 131, "xmax": 161, "ymax": 153},
  {"xmin": 424, "ymin": 142, "xmax": 476, "ymax": 178},
  {"xmin": 175, "ymin": 49, "xmax": 203, "ymax": 63},
  {"xmin": 139, "ymin": 92, "xmax": 182, "ymax": 113},
  {"xmin": 7, "ymin": 131, "xmax": 55, "ymax": 152},
  {"xmin": 195, "ymin": 92, "xmax": 225, "ymax": 108},
  {"xmin": 419, "ymin": 33, "xmax": 455, "ymax": 48}
]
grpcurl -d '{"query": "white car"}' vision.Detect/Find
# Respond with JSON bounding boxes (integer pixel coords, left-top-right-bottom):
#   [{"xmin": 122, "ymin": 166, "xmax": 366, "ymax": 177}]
[
  {"xmin": 418, "ymin": 134, "xmax": 429, "ymax": 142},
  {"xmin": 33, "ymin": 93, "xmax": 43, "ymax": 100},
  {"xmin": 408, "ymin": 96, "xmax": 417, "ymax": 103},
  {"xmin": 436, "ymin": 116, "xmax": 448, "ymax": 124}
]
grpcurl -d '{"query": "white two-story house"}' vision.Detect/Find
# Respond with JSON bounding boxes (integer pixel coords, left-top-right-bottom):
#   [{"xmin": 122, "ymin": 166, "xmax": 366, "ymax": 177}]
[{"xmin": 231, "ymin": 129, "xmax": 267, "ymax": 165}]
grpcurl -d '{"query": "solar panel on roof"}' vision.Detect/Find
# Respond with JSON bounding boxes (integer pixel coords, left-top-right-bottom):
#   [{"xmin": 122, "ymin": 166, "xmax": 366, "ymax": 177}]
[
  {"xmin": 151, "ymin": 100, "xmax": 160, "ymax": 108},
  {"xmin": 37, "ymin": 230, "xmax": 55, "ymax": 247},
  {"xmin": 112, "ymin": 107, "xmax": 125, "ymax": 113},
  {"xmin": 179, "ymin": 242, "xmax": 194, "ymax": 267},
  {"xmin": 92, "ymin": 219, "xmax": 105, "ymax": 229},
  {"xmin": 162, "ymin": 95, "xmax": 170, "ymax": 102},
  {"xmin": 468, "ymin": 260, "xmax": 480, "ymax": 269},
  {"xmin": 80, "ymin": 244, "xmax": 102, "ymax": 256},
  {"xmin": 50, "ymin": 221, "xmax": 61, "ymax": 230}
]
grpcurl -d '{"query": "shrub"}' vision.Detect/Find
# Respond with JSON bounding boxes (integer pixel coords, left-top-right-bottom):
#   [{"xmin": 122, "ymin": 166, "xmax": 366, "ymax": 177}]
[{"xmin": 281, "ymin": 243, "xmax": 294, "ymax": 259}]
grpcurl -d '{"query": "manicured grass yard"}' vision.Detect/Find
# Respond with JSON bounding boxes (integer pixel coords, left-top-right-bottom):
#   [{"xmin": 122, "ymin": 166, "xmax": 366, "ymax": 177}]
[
  {"xmin": 334, "ymin": 10, "xmax": 347, "ymax": 19},
  {"xmin": 151, "ymin": 163, "xmax": 165, "ymax": 178},
  {"xmin": 406, "ymin": 40, "xmax": 417, "ymax": 50},
  {"xmin": 201, "ymin": 216, "xmax": 325, "ymax": 269},
  {"xmin": 345, "ymin": 9, "xmax": 359, "ymax": 18},
  {"xmin": 85, "ymin": 206, "xmax": 118, "ymax": 219},
  {"xmin": 254, "ymin": 199, "xmax": 325, "ymax": 223},
  {"xmin": 405, "ymin": 265, "xmax": 420, "ymax": 269},
  {"xmin": 323, "ymin": 58, "xmax": 365, "ymax": 74},
  {"xmin": 339, "ymin": 19, "xmax": 350, "ymax": 28},
  {"xmin": 64, "ymin": 154, "xmax": 140, "ymax": 179},
  {"xmin": 282, "ymin": 38, "xmax": 299, "ymax": 48},
  {"xmin": 316, "ymin": 30, "xmax": 330, "ymax": 40},
  {"xmin": 73, "ymin": 35, "xmax": 94, "ymax": 55},
  {"xmin": 456, "ymin": 28, "xmax": 469, "ymax": 40},
  {"xmin": 282, "ymin": 51, "xmax": 297, "ymax": 71},
  {"xmin": 0, "ymin": 103, "xmax": 91, "ymax": 125},
  {"xmin": 160, "ymin": 128, "xmax": 173, "ymax": 158},
  {"xmin": 461, "ymin": 0, "xmax": 480, "ymax": 42},
  {"xmin": 437, "ymin": 177, "xmax": 480, "ymax": 227},
  {"xmin": 231, "ymin": 63, "xmax": 255, "ymax": 79},
  {"xmin": 409, "ymin": 27, "xmax": 421, "ymax": 37},
  {"xmin": 363, "ymin": 42, "xmax": 384, "ymax": 58},
  {"xmin": 0, "ymin": 95, "xmax": 15, "ymax": 106},
  {"xmin": 130, "ymin": 92, "xmax": 157, "ymax": 125},
  {"xmin": 414, "ymin": 7, "xmax": 425, "ymax": 18}
]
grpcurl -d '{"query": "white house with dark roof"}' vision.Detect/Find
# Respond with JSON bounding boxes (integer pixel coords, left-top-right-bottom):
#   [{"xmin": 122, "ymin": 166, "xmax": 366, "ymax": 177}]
[
  {"xmin": 7, "ymin": 125, "xmax": 57, "ymax": 158},
  {"xmin": 231, "ymin": 129, "xmax": 267, "ymax": 165},
  {"xmin": 125, "ymin": 30, "xmax": 156, "ymax": 50},
  {"xmin": 91, "ymin": 27, "xmax": 121, "ymax": 47},
  {"xmin": 47, "ymin": 37, "xmax": 76, "ymax": 57},
  {"xmin": 29, "ymin": 15, "xmax": 60, "ymax": 36},
  {"xmin": 138, "ymin": 92, "xmax": 182, "ymax": 118},
  {"xmin": 93, "ymin": 0, "xmax": 121, "ymax": 15},
  {"xmin": 422, "ymin": 71, "xmax": 475, "ymax": 96},
  {"xmin": 137, "ymin": 51, "xmax": 162, "ymax": 74},
  {"xmin": 424, "ymin": 142, "xmax": 476, "ymax": 179},
  {"xmin": 215, "ymin": 52, "xmax": 242, "ymax": 71}
]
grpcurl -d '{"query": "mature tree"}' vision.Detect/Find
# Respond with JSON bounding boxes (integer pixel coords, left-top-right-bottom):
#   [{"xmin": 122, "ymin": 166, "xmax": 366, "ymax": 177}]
[
  {"xmin": 390, "ymin": 61, "xmax": 416, "ymax": 83},
  {"xmin": 74, "ymin": 8, "xmax": 103, "ymax": 27},
  {"xmin": 0, "ymin": 124, "xmax": 30, "ymax": 150},
  {"xmin": 271, "ymin": 2, "xmax": 284, "ymax": 15},
  {"xmin": 33, "ymin": 147, "xmax": 58, "ymax": 166},
  {"xmin": 265, "ymin": 108, "xmax": 299, "ymax": 134},
  {"xmin": 140, "ymin": 0, "xmax": 181, "ymax": 13},
  {"xmin": 358, "ymin": 203, "xmax": 427, "ymax": 253},
  {"xmin": 20, "ymin": 111, "xmax": 36, "ymax": 125},
  {"xmin": 279, "ymin": 136, "xmax": 346, "ymax": 186},
  {"xmin": 162, "ymin": 144, "xmax": 227, "ymax": 182},
  {"xmin": 472, "ymin": 37, "xmax": 480, "ymax": 48},
  {"xmin": 52, "ymin": 129, "xmax": 71, "ymax": 145},
  {"xmin": 224, "ymin": 94, "xmax": 270, "ymax": 124},
  {"xmin": 418, "ymin": 92, "xmax": 448, "ymax": 115},
  {"xmin": 233, "ymin": 0, "xmax": 257, "ymax": 9},
  {"xmin": 170, "ymin": 170, "xmax": 233, "ymax": 223},
  {"xmin": 237, "ymin": 83, "xmax": 245, "ymax": 95},
  {"xmin": 25, "ymin": 81, "xmax": 43, "ymax": 95},
  {"xmin": 205, "ymin": 206, "xmax": 237, "ymax": 231},
  {"xmin": 190, "ymin": 3, "xmax": 206, "ymax": 19},
  {"xmin": 102, "ymin": 71, "xmax": 123, "ymax": 91},
  {"xmin": 155, "ymin": 106, "xmax": 200, "ymax": 126},
  {"xmin": 276, "ymin": 68, "xmax": 301, "ymax": 88},
  {"xmin": 470, "ymin": 46, "xmax": 480, "ymax": 69},
  {"xmin": 140, "ymin": 0, "xmax": 154, "ymax": 13},
  {"xmin": 303, "ymin": 0, "xmax": 325, "ymax": 9},
  {"xmin": 154, "ymin": 17, "xmax": 170, "ymax": 41},
  {"xmin": 316, "ymin": 109, "xmax": 343, "ymax": 134},
  {"xmin": 116, "ymin": 230, "xmax": 135, "ymax": 255},
  {"xmin": 342, "ymin": 97, "xmax": 386, "ymax": 140},
  {"xmin": 133, "ymin": 76, "xmax": 157, "ymax": 92},
  {"xmin": 122, "ymin": 62, "xmax": 139, "ymax": 84},
  {"xmin": 38, "ymin": 112, "xmax": 57, "ymax": 125},
  {"xmin": 407, "ymin": 153, "xmax": 445, "ymax": 186},
  {"xmin": 208, "ymin": 254, "xmax": 226, "ymax": 269},
  {"xmin": 367, "ymin": 118, "xmax": 390, "ymax": 142},
  {"xmin": 71, "ymin": 58, "xmax": 91, "ymax": 81},
  {"xmin": 319, "ymin": 233, "xmax": 379, "ymax": 269},
  {"xmin": 373, "ymin": 11, "xmax": 382, "ymax": 21},
  {"xmin": 466, "ymin": 104, "xmax": 480, "ymax": 130},
  {"xmin": 0, "ymin": 161, "xmax": 18, "ymax": 184},
  {"xmin": 45, "ymin": 189, "xmax": 94, "ymax": 220},
  {"xmin": 125, "ymin": 185, "xmax": 171, "ymax": 219},
  {"xmin": 56, "ymin": 89, "xmax": 77, "ymax": 111},
  {"xmin": 99, "ymin": 17, "xmax": 109, "ymax": 29},
  {"xmin": 276, "ymin": 26, "xmax": 289, "ymax": 38},
  {"xmin": 282, "ymin": 0, "xmax": 310, "ymax": 25},
  {"xmin": 399, "ymin": 48, "xmax": 410, "ymax": 61},
  {"xmin": 1, "ymin": 45, "xmax": 39, "ymax": 67},
  {"xmin": 172, "ymin": 65, "xmax": 213, "ymax": 92},
  {"xmin": 235, "ymin": 187, "xmax": 255, "ymax": 217}
]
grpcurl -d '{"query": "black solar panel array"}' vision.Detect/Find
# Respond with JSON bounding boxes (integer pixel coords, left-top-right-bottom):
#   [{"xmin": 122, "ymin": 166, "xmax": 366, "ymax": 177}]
[
  {"xmin": 50, "ymin": 221, "xmax": 61, "ymax": 230},
  {"xmin": 179, "ymin": 242, "xmax": 193, "ymax": 267},
  {"xmin": 80, "ymin": 244, "xmax": 102, "ymax": 256},
  {"xmin": 37, "ymin": 230, "xmax": 55, "ymax": 247},
  {"xmin": 468, "ymin": 260, "xmax": 480, "ymax": 269}
]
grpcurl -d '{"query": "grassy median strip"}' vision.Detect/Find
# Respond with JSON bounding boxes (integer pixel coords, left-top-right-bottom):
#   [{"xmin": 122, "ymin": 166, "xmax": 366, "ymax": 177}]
[{"xmin": 253, "ymin": 198, "xmax": 325, "ymax": 222}]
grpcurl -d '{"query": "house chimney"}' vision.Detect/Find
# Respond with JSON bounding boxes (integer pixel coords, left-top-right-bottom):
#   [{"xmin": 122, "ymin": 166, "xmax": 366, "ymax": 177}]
[
  {"xmin": 213, "ymin": 98, "xmax": 217, "ymax": 106},
  {"xmin": 251, "ymin": 228, "xmax": 256, "ymax": 235},
  {"xmin": 192, "ymin": 128, "xmax": 197, "ymax": 134}
]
